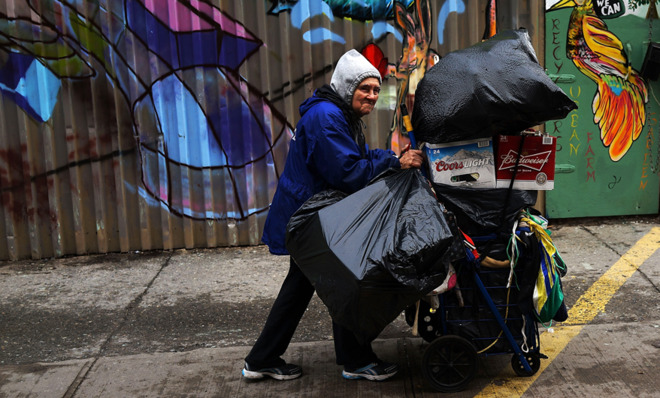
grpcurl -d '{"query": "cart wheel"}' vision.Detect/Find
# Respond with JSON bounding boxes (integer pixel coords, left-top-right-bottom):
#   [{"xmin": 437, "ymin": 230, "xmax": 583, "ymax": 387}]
[
  {"xmin": 421, "ymin": 335, "xmax": 478, "ymax": 393},
  {"xmin": 511, "ymin": 352, "xmax": 541, "ymax": 377}
]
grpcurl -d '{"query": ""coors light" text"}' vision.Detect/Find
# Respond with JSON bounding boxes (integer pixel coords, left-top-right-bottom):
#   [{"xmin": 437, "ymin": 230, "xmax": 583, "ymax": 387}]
[{"xmin": 436, "ymin": 158, "xmax": 492, "ymax": 172}]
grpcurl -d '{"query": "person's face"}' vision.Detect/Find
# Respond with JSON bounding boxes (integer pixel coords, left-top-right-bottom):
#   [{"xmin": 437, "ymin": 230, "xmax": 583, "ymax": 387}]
[{"xmin": 351, "ymin": 77, "xmax": 380, "ymax": 117}]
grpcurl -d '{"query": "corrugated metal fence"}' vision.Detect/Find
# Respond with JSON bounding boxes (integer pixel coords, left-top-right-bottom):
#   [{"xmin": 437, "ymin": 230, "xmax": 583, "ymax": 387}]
[{"xmin": 0, "ymin": 0, "xmax": 544, "ymax": 260}]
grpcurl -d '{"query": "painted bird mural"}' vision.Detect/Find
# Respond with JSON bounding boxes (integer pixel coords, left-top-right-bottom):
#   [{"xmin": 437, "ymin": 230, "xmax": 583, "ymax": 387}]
[{"xmin": 549, "ymin": 0, "xmax": 649, "ymax": 162}]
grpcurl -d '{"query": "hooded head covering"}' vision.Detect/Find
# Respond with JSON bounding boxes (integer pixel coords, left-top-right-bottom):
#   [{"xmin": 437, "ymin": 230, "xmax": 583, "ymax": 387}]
[{"xmin": 330, "ymin": 49, "xmax": 382, "ymax": 105}]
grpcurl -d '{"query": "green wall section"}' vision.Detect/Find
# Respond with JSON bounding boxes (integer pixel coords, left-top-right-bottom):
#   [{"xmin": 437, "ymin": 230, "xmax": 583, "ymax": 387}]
[{"xmin": 545, "ymin": 8, "xmax": 660, "ymax": 218}]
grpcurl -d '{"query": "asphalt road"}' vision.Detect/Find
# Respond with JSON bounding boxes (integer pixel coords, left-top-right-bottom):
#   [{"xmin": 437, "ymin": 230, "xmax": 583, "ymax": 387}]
[{"xmin": 1, "ymin": 216, "xmax": 659, "ymax": 397}]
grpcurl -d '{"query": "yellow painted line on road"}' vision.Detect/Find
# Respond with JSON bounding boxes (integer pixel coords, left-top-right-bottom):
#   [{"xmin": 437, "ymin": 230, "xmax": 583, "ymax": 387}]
[{"xmin": 476, "ymin": 227, "xmax": 660, "ymax": 398}]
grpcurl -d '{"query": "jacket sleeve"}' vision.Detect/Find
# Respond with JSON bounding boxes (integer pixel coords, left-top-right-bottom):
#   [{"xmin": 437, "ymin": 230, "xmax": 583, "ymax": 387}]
[{"xmin": 307, "ymin": 105, "xmax": 400, "ymax": 193}]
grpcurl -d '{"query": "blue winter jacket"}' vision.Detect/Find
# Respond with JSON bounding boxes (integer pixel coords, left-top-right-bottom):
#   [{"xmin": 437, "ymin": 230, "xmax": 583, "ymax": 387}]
[{"xmin": 262, "ymin": 94, "xmax": 401, "ymax": 254}]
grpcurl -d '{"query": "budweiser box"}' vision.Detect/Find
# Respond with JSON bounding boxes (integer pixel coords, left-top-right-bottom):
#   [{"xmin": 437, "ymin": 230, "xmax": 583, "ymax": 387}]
[
  {"xmin": 495, "ymin": 134, "xmax": 556, "ymax": 190},
  {"xmin": 423, "ymin": 138, "xmax": 496, "ymax": 188}
]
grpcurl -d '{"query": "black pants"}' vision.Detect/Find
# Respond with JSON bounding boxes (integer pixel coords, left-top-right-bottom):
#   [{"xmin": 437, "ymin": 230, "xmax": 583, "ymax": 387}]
[{"xmin": 245, "ymin": 258, "xmax": 378, "ymax": 369}]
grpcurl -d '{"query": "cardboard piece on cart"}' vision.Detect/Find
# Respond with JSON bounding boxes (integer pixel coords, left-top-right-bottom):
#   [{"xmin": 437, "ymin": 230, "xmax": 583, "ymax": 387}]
[
  {"xmin": 495, "ymin": 134, "xmax": 556, "ymax": 190},
  {"xmin": 422, "ymin": 139, "xmax": 496, "ymax": 188}
]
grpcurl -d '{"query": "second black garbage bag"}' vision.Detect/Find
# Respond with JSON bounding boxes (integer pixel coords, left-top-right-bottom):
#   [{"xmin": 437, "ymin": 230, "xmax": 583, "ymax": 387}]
[{"xmin": 286, "ymin": 169, "xmax": 464, "ymax": 344}]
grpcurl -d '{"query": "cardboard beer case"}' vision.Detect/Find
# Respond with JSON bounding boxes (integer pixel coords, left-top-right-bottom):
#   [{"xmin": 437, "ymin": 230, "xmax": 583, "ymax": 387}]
[
  {"xmin": 422, "ymin": 139, "xmax": 496, "ymax": 188},
  {"xmin": 495, "ymin": 134, "xmax": 556, "ymax": 190}
]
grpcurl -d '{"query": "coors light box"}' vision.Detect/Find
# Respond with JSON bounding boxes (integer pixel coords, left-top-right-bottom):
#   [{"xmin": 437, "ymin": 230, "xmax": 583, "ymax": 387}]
[
  {"xmin": 423, "ymin": 138, "xmax": 496, "ymax": 188},
  {"xmin": 495, "ymin": 134, "xmax": 556, "ymax": 190}
]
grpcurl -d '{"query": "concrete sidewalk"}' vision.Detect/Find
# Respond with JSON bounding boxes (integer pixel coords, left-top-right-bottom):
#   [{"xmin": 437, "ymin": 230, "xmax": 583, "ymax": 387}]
[{"xmin": 1, "ymin": 217, "xmax": 660, "ymax": 397}]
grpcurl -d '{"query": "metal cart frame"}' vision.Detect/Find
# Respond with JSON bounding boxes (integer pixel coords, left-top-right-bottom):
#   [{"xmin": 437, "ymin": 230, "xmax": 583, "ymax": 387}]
[{"xmin": 414, "ymin": 230, "xmax": 543, "ymax": 392}]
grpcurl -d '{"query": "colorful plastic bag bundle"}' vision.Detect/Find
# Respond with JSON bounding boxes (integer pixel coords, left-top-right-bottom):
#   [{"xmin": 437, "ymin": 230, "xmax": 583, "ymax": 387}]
[{"xmin": 519, "ymin": 211, "xmax": 567, "ymax": 323}]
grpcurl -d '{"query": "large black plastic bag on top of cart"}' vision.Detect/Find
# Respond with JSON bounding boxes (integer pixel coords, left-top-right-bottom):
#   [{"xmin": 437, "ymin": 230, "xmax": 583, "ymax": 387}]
[
  {"xmin": 286, "ymin": 169, "xmax": 464, "ymax": 344},
  {"xmin": 412, "ymin": 29, "xmax": 577, "ymax": 144}
]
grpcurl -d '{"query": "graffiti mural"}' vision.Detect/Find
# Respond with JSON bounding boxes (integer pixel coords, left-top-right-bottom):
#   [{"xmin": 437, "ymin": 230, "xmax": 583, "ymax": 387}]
[
  {"xmin": 0, "ymin": 0, "xmax": 293, "ymax": 227},
  {"xmin": 545, "ymin": 0, "xmax": 660, "ymax": 218},
  {"xmin": 267, "ymin": 0, "xmax": 445, "ymax": 155},
  {"xmin": 268, "ymin": 0, "xmax": 416, "ymax": 43},
  {"xmin": 383, "ymin": 0, "xmax": 438, "ymax": 154},
  {"xmin": 0, "ymin": 1, "xmax": 545, "ymax": 259},
  {"xmin": 547, "ymin": 0, "xmax": 649, "ymax": 162}
]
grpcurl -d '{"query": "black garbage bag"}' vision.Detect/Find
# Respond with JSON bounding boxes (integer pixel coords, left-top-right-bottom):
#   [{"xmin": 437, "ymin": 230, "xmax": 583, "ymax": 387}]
[
  {"xmin": 431, "ymin": 183, "xmax": 537, "ymax": 237},
  {"xmin": 286, "ymin": 169, "xmax": 464, "ymax": 344},
  {"xmin": 412, "ymin": 28, "xmax": 577, "ymax": 144}
]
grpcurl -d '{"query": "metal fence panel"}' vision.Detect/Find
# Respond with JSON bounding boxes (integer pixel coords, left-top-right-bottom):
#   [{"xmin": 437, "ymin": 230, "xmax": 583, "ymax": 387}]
[{"xmin": 0, "ymin": 0, "xmax": 544, "ymax": 260}]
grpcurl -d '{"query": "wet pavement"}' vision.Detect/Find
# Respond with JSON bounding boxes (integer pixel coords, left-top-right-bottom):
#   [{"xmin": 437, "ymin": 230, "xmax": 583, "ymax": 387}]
[{"xmin": 1, "ymin": 216, "xmax": 659, "ymax": 397}]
